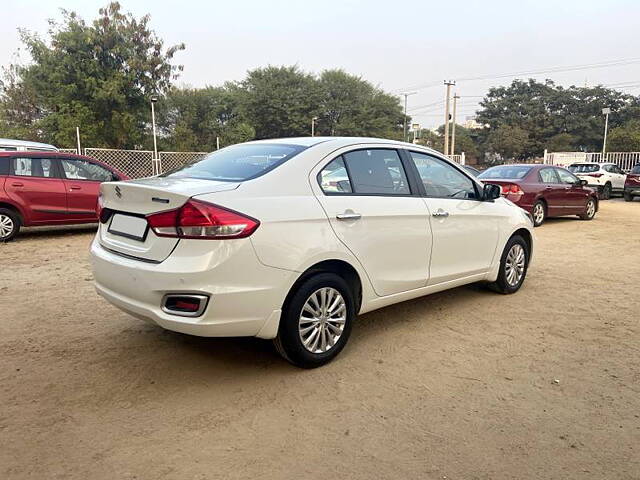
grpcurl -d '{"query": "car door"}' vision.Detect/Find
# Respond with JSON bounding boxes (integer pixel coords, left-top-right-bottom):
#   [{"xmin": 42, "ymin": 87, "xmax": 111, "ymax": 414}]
[
  {"xmin": 4, "ymin": 156, "xmax": 68, "ymax": 224},
  {"xmin": 554, "ymin": 167, "xmax": 590, "ymax": 213},
  {"xmin": 609, "ymin": 164, "xmax": 626, "ymax": 189},
  {"xmin": 313, "ymin": 148, "xmax": 432, "ymax": 297},
  {"xmin": 60, "ymin": 157, "xmax": 115, "ymax": 220},
  {"xmin": 538, "ymin": 167, "xmax": 565, "ymax": 216},
  {"xmin": 406, "ymin": 151, "xmax": 500, "ymax": 285}
]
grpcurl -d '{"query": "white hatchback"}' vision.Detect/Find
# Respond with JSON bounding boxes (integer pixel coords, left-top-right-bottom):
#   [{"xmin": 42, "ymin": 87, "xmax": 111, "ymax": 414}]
[{"xmin": 90, "ymin": 137, "xmax": 534, "ymax": 367}]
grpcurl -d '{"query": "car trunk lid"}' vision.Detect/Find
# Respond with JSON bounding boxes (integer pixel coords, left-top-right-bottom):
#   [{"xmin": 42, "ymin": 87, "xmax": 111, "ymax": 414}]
[{"xmin": 98, "ymin": 177, "xmax": 240, "ymax": 262}]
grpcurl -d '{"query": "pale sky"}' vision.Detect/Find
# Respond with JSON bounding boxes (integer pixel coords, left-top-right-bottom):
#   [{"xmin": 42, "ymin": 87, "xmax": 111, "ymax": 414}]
[{"xmin": 2, "ymin": 0, "xmax": 640, "ymax": 128}]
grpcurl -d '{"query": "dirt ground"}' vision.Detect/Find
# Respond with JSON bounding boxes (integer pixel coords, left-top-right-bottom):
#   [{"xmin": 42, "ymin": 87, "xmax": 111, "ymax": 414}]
[{"xmin": 1, "ymin": 199, "xmax": 639, "ymax": 480}]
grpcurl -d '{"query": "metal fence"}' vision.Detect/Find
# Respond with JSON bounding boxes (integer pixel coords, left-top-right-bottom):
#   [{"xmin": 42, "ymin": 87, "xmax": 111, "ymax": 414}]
[
  {"xmin": 447, "ymin": 153, "xmax": 466, "ymax": 165},
  {"xmin": 59, "ymin": 148, "xmax": 208, "ymax": 178},
  {"xmin": 544, "ymin": 150, "xmax": 640, "ymax": 171}
]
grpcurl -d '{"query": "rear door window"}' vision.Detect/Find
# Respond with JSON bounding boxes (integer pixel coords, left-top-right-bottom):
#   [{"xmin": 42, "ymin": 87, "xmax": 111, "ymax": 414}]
[
  {"xmin": 539, "ymin": 168, "xmax": 560, "ymax": 183},
  {"xmin": 342, "ymin": 149, "xmax": 410, "ymax": 195},
  {"xmin": 568, "ymin": 164, "xmax": 599, "ymax": 173},
  {"xmin": 11, "ymin": 158, "xmax": 57, "ymax": 178},
  {"xmin": 60, "ymin": 158, "xmax": 113, "ymax": 181}
]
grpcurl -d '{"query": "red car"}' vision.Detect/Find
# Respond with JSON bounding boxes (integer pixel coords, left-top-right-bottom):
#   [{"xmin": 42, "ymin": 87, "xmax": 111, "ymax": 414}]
[
  {"xmin": 624, "ymin": 164, "xmax": 640, "ymax": 202},
  {"xmin": 0, "ymin": 152, "xmax": 128, "ymax": 241},
  {"xmin": 478, "ymin": 164, "xmax": 599, "ymax": 227}
]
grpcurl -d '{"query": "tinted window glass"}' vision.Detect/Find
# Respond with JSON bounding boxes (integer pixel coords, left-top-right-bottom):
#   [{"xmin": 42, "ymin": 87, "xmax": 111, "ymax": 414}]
[
  {"xmin": 556, "ymin": 168, "xmax": 579, "ymax": 184},
  {"xmin": 342, "ymin": 149, "xmax": 410, "ymax": 195},
  {"xmin": 539, "ymin": 168, "xmax": 559, "ymax": 183},
  {"xmin": 410, "ymin": 151, "xmax": 476, "ymax": 199},
  {"xmin": 0, "ymin": 147, "xmax": 18, "ymax": 151},
  {"xmin": 568, "ymin": 164, "xmax": 599, "ymax": 173},
  {"xmin": 478, "ymin": 165, "xmax": 532, "ymax": 180},
  {"xmin": 163, "ymin": 143, "xmax": 305, "ymax": 182},
  {"xmin": 61, "ymin": 159, "xmax": 113, "ymax": 181},
  {"xmin": 12, "ymin": 158, "xmax": 56, "ymax": 178},
  {"xmin": 0, "ymin": 158, "xmax": 9, "ymax": 175},
  {"xmin": 318, "ymin": 157, "xmax": 352, "ymax": 193},
  {"xmin": 631, "ymin": 165, "xmax": 640, "ymax": 174}
]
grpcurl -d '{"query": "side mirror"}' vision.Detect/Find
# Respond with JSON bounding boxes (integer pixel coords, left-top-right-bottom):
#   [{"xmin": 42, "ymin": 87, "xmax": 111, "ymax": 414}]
[
  {"xmin": 483, "ymin": 183, "xmax": 502, "ymax": 201},
  {"xmin": 111, "ymin": 173, "xmax": 121, "ymax": 182}
]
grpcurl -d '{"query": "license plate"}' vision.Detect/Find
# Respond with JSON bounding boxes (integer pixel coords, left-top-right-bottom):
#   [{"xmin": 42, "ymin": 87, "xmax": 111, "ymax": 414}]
[{"xmin": 108, "ymin": 214, "xmax": 148, "ymax": 241}]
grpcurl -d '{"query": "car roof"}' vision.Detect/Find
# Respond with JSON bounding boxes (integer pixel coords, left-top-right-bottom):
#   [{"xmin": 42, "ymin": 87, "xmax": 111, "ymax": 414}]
[
  {"xmin": 0, "ymin": 151, "xmax": 93, "ymax": 160},
  {"xmin": 246, "ymin": 136, "xmax": 444, "ymax": 156},
  {"xmin": 0, "ymin": 138, "xmax": 58, "ymax": 150}
]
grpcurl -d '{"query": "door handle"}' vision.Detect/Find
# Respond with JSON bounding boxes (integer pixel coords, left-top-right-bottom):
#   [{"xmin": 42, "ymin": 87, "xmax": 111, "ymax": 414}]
[
  {"xmin": 11, "ymin": 182, "xmax": 24, "ymax": 187},
  {"xmin": 69, "ymin": 186, "xmax": 81, "ymax": 191},
  {"xmin": 545, "ymin": 186, "xmax": 553, "ymax": 190},
  {"xmin": 432, "ymin": 209, "xmax": 449, "ymax": 218},
  {"xmin": 336, "ymin": 212, "xmax": 362, "ymax": 221}
]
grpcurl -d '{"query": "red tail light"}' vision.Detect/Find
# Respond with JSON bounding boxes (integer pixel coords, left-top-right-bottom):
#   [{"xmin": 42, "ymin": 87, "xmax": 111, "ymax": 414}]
[
  {"xmin": 147, "ymin": 199, "xmax": 260, "ymax": 239},
  {"xmin": 500, "ymin": 184, "xmax": 524, "ymax": 196},
  {"xmin": 586, "ymin": 173, "xmax": 603, "ymax": 178}
]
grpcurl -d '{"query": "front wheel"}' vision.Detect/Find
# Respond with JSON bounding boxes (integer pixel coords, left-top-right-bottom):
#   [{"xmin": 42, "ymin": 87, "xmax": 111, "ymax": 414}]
[
  {"xmin": 274, "ymin": 273, "xmax": 355, "ymax": 368},
  {"xmin": 0, "ymin": 208, "xmax": 20, "ymax": 242},
  {"xmin": 488, "ymin": 235, "xmax": 529, "ymax": 294},
  {"xmin": 579, "ymin": 198, "xmax": 597, "ymax": 220}
]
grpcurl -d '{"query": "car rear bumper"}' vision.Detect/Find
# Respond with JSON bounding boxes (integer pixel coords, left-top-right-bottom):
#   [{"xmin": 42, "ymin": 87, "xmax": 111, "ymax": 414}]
[{"xmin": 90, "ymin": 236, "xmax": 294, "ymax": 338}]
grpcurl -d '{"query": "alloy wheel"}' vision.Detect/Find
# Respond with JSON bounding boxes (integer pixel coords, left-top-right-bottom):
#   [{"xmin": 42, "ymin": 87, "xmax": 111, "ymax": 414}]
[
  {"xmin": 0, "ymin": 214, "xmax": 14, "ymax": 239},
  {"xmin": 586, "ymin": 200, "xmax": 596, "ymax": 219},
  {"xmin": 298, "ymin": 287, "xmax": 346, "ymax": 354},
  {"xmin": 533, "ymin": 203, "xmax": 545, "ymax": 225},
  {"xmin": 505, "ymin": 244, "xmax": 526, "ymax": 287}
]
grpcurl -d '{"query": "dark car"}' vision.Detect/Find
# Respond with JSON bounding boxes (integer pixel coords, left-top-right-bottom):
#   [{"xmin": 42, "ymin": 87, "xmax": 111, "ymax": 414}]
[
  {"xmin": 478, "ymin": 164, "xmax": 598, "ymax": 227},
  {"xmin": 0, "ymin": 152, "xmax": 128, "ymax": 241},
  {"xmin": 624, "ymin": 164, "xmax": 640, "ymax": 202}
]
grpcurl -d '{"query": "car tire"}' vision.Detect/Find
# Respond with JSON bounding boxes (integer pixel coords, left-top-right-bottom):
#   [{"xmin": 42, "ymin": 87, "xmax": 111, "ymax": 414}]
[
  {"xmin": 532, "ymin": 201, "xmax": 546, "ymax": 227},
  {"xmin": 624, "ymin": 192, "xmax": 633, "ymax": 202},
  {"xmin": 487, "ymin": 235, "xmax": 529, "ymax": 295},
  {"xmin": 579, "ymin": 198, "xmax": 597, "ymax": 220},
  {"xmin": 0, "ymin": 208, "xmax": 21, "ymax": 242},
  {"xmin": 274, "ymin": 272, "xmax": 355, "ymax": 368},
  {"xmin": 602, "ymin": 183, "xmax": 612, "ymax": 200}
]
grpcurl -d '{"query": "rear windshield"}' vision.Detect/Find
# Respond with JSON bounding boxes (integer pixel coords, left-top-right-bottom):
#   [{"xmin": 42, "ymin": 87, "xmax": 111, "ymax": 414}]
[
  {"xmin": 478, "ymin": 165, "xmax": 532, "ymax": 180},
  {"xmin": 162, "ymin": 143, "xmax": 306, "ymax": 181},
  {"xmin": 568, "ymin": 164, "xmax": 599, "ymax": 173},
  {"xmin": 631, "ymin": 165, "xmax": 640, "ymax": 174}
]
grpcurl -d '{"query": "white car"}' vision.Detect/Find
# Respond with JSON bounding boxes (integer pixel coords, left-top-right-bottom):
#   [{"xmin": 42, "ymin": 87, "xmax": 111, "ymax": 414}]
[
  {"xmin": 90, "ymin": 137, "xmax": 534, "ymax": 368},
  {"xmin": 567, "ymin": 162, "xmax": 627, "ymax": 199}
]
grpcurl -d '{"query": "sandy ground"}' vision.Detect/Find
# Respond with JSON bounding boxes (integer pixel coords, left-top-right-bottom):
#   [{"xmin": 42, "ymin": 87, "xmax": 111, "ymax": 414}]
[{"xmin": 1, "ymin": 199, "xmax": 639, "ymax": 480}]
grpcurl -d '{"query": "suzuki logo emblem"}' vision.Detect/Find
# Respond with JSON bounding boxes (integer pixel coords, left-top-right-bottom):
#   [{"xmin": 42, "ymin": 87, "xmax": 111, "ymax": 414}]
[{"xmin": 115, "ymin": 186, "xmax": 122, "ymax": 198}]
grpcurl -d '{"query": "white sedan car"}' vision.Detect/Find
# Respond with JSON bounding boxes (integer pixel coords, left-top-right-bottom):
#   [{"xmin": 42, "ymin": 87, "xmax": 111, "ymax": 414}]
[{"xmin": 90, "ymin": 137, "xmax": 534, "ymax": 368}]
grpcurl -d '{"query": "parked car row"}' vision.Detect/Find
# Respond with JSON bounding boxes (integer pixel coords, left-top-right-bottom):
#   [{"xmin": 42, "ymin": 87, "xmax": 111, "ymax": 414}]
[
  {"xmin": 478, "ymin": 164, "xmax": 599, "ymax": 226},
  {"xmin": 567, "ymin": 162, "xmax": 627, "ymax": 200}
]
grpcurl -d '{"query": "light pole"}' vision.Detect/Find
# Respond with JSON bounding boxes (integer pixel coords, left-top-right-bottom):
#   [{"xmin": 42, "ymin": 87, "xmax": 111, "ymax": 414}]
[
  {"xmin": 311, "ymin": 116, "xmax": 318, "ymax": 137},
  {"xmin": 443, "ymin": 80, "xmax": 455, "ymax": 156},
  {"xmin": 451, "ymin": 93, "xmax": 459, "ymax": 155},
  {"xmin": 602, "ymin": 107, "xmax": 611, "ymax": 155},
  {"xmin": 401, "ymin": 92, "xmax": 417, "ymax": 142},
  {"xmin": 150, "ymin": 95, "xmax": 159, "ymax": 174}
]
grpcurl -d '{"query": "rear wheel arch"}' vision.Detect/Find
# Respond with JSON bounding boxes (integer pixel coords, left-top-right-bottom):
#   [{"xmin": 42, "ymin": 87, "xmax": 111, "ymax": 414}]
[
  {"xmin": 0, "ymin": 202, "xmax": 24, "ymax": 223},
  {"xmin": 283, "ymin": 259, "xmax": 363, "ymax": 315}
]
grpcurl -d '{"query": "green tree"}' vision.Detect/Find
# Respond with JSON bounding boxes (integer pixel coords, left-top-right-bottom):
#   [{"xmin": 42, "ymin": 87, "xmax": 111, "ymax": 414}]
[
  {"xmin": 546, "ymin": 133, "xmax": 576, "ymax": 152},
  {"xmin": 156, "ymin": 86, "xmax": 254, "ymax": 151},
  {"xmin": 476, "ymin": 79, "xmax": 639, "ymax": 158},
  {"xmin": 485, "ymin": 125, "xmax": 530, "ymax": 161},
  {"xmin": 607, "ymin": 120, "xmax": 640, "ymax": 151},
  {"xmin": 238, "ymin": 65, "xmax": 321, "ymax": 139},
  {"xmin": 316, "ymin": 69, "xmax": 404, "ymax": 139},
  {"xmin": 0, "ymin": 2, "xmax": 184, "ymax": 148}
]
